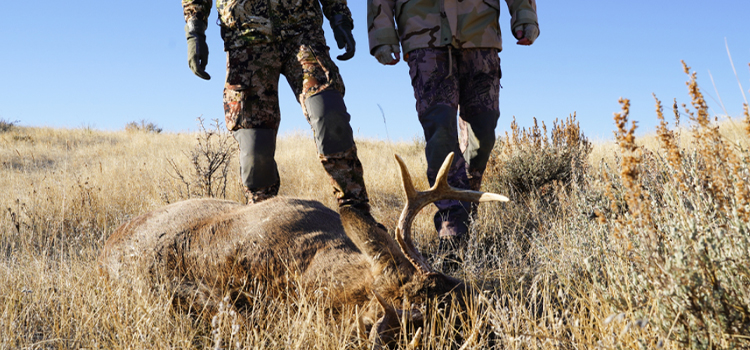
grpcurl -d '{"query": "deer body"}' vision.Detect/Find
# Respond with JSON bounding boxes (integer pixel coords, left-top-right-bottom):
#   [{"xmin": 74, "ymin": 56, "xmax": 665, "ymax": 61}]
[
  {"xmin": 99, "ymin": 154, "xmax": 508, "ymax": 348},
  {"xmin": 100, "ymin": 197, "xmax": 383, "ymax": 311}
]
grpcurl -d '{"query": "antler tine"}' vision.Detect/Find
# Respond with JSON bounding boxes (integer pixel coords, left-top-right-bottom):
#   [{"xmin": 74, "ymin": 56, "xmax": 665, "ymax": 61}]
[
  {"xmin": 432, "ymin": 151, "xmax": 455, "ymax": 193},
  {"xmin": 370, "ymin": 291, "xmax": 401, "ymax": 350},
  {"xmin": 394, "ymin": 155, "xmax": 435, "ymax": 274},
  {"xmin": 395, "ymin": 154, "xmax": 419, "ymax": 200},
  {"xmin": 431, "ymin": 153, "xmax": 510, "ymax": 204},
  {"xmin": 394, "ymin": 153, "xmax": 509, "ymax": 275}
]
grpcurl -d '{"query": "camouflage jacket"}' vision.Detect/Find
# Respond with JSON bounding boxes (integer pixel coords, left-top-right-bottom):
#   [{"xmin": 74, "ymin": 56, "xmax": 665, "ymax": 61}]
[
  {"xmin": 367, "ymin": 0, "xmax": 538, "ymax": 54},
  {"xmin": 182, "ymin": 0, "xmax": 353, "ymax": 49}
]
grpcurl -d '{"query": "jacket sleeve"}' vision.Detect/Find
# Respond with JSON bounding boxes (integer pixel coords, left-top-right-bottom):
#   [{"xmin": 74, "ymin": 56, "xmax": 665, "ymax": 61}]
[
  {"xmin": 320, "ymin": 0, "xmax": 354, "ymax": 26},
  {"xmin": 182, "ymin": 0, "xmax": 212, "ymax": 25},
  {"xmin": 367, "ymin": 0, "xmax": 399, "ymax": 55},
  {"xmin": 505, "ymin": 0, "xmax": 538, "ymax": 32}
]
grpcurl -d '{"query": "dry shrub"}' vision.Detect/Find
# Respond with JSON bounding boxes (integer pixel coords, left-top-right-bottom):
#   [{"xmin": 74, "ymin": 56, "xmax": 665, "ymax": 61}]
[
  {"xmin": 166, "ymin": 117, "xmax": 235, "ymax": 200},
  {"xmin": 475, "ymin": 114, "xmax": 592, "ymax": 270},
  {"xmin": 590, "ymin": 62, "xmax": 750, "ymax": 349},
  {"xmin": 124, "ymin": 119, "xmax": 163, "ymax": 134},
  {"xmin": 486, "ymin": 114, "xmax": 592, "ymax": 199},
  {"xmin": 0, "ymin": 118, "xmax": 20, "ymax": 133}
]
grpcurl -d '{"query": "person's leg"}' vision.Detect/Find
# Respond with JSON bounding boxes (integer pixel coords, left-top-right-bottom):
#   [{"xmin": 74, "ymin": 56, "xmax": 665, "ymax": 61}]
[
  {"xmin": 407, "ymin": 48, "xmax": 472, "ymax": 240},
  {"xmin": 457, "ymin": 49, "xmax": 501, "ymax": 197},
  {"xmin": 282, "ymin": 29, "xmax": 370, "ymax": 210},
  {"xmin": 223, "ymin": 44, "xmax": 283, "ymax": 203}
]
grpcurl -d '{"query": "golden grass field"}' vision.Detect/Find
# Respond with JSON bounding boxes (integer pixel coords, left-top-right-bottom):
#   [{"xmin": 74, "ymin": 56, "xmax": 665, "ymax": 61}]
[{"xmin": 1, "ymin": 66, "xmax": 749, "ymax": 349}]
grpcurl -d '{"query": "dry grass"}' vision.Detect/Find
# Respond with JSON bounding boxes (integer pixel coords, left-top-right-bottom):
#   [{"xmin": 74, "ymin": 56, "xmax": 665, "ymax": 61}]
[{"xmin": 2, "ymin": 64, "xmax": 750, "ymax": 349}]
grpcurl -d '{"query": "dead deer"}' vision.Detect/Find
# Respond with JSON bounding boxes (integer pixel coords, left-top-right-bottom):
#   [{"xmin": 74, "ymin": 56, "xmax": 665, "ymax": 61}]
[{"xmin": 98, "ymin": 153, "xmax": 508, "ymax": 348}]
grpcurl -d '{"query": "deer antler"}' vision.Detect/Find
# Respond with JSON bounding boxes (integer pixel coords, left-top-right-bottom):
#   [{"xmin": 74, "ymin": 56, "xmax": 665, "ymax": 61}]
[{"xmin": 394, "ymin": 153, "xmax": 509, "ymax": 275}]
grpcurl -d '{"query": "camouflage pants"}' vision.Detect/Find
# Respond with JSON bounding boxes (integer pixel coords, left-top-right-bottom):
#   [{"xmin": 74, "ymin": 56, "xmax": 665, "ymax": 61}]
[
  {"xmin": 407, "ymin": 47, "xmax": 501, "ymax": 237},
  {"xmin": 223, "ymin": 28, "xmax": 368, "ymax": 206}
]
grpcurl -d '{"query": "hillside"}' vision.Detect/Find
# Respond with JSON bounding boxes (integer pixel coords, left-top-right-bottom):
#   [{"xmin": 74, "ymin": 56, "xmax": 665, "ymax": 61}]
[{"xmin": 1, "ymin": 70, "xmax": 749, "ymax": 349}]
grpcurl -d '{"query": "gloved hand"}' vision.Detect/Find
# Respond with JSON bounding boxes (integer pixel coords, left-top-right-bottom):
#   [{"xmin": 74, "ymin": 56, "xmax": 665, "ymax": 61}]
[
  {"xmin": 330, "ymin": 14, "xmax": 355, "ymax": 61},
  {"xmin": 373, "ymin": 44, "xmax": 400, "ymax": 65},
  {"xmin": 185, "ymin": 17, "xmax": 211, "ymax": 80},
  {"xmin": 513, "ymin": 23, "xmax": 539, "ymax": 46}
]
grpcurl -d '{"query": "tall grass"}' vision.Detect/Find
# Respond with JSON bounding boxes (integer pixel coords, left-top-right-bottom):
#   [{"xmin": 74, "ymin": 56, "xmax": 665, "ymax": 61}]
[{"xmin": 1, "ymin": 64, "xmax": 749, "ymax": 349}]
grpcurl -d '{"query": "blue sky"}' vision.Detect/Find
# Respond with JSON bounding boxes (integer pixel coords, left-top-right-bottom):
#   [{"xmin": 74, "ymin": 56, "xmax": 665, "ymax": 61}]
[{"xmin": 1, "ymin": 1, "xmax": 749, "ymax": 141}]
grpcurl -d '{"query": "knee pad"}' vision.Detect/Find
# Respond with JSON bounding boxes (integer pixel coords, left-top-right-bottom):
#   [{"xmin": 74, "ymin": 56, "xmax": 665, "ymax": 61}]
[
  {"xmin": 233, "ymin": 128, "xmax": 279, "ymax": 190},
  {"xmin": 304, "ymin": 90, "xmax": 355, "ymax": 155}
]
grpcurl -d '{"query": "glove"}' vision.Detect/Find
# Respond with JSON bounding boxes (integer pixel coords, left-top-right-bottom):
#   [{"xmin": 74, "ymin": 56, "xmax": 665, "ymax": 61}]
[
  {"xmin": 185, "ymin": 17, "xmax": 211, "ymax": 80},
  {"xmin": 373, "ymin": 44, "xmax": 400, "ymax": 65},
  {"xmin": 513, "ymin": 23, "xmax": 539, "ymax": 46},
  {"xmin": 330, "ymin": 14, "xmax": 355, "ymax": 61}
]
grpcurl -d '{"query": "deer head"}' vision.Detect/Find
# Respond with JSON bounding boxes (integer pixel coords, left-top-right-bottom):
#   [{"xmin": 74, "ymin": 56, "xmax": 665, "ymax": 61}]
[{"xmin": 352, "ymin": 153, "xmax": 507, "ymax": 348}]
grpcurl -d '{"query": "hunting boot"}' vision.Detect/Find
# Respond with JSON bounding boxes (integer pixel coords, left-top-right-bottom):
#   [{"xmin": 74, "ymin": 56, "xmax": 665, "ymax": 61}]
[{"xmin": 431, "ymin": 173, "xmax": 472, "ymax": 273}]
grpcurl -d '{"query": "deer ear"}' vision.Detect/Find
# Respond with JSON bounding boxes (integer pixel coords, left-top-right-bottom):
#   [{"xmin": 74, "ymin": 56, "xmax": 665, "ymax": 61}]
[
  {"xmin": 369, "ymin": 291, "xmax": 401, "ymax": 349},
  {"xmin": 369, "ymin": 291, "xmax": 424, "ymax": 348}
]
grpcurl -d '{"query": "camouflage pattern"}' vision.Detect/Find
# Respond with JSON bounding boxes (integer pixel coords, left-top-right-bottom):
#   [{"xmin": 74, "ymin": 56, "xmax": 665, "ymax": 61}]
[
  {"xmin": 408, "ymin": 47, "xmax": 501, "ymax": 237},
  {"xmin": 223, "ymin": 28, "xmax": 345, "ymax": 131},
  {"xmin": 182, "ymin": 0, "xmax": 353, "ymax": 50},
  {"xmin": 408, "ymin": 48, "xmax": 500, "ymax": 119},
  {"xmin": 367, "ymin": 0, "xmax": 538, "ymax": 54},
  {"xmin": 319, "ymin": 146, "xmax": 369, "ymax": 207},
  {"xmin": 181, "ymin": 0, "xmax": 365, "ymax": 206},
  {"xmin": 220, "ymin": 28, "xmax": 366, "ymax": 206}
]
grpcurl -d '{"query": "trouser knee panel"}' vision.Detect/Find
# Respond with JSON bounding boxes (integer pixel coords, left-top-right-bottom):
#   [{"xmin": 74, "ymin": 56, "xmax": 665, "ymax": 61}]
[
  {"xmin": 304, "ymin": 90, "xmax": 355, "ymax": 155},
  {"xmin": 462, "ymin": 111, "xmax": 499, "ymax": 174},
  {"xmin": 420, "ymin": 104, "xmax": 461, "ymax": 171},
  {"xmin": 233, "ymin": 128, "xmax": 279, "ymax": 190}
]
